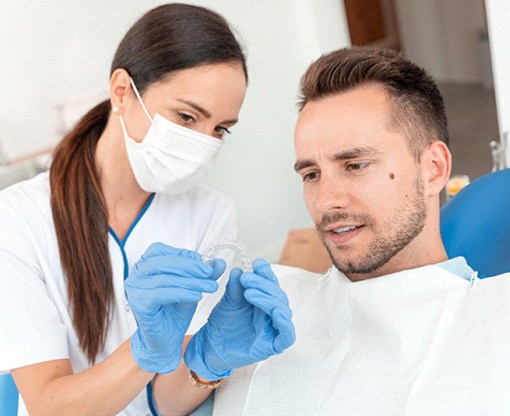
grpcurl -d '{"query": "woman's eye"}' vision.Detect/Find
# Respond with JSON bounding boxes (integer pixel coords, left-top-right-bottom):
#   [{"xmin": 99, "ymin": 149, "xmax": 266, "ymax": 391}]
[
  {"xmin": 346, "ymin": 162, "xmax": 369, "ymax": 171},
  {"xmin": 213, "ymin": 126, "xmax": 232, "ymax": 139},
  {"xmin": 177, "ymin": 112, "xmax": 195, "ymax": 124}
]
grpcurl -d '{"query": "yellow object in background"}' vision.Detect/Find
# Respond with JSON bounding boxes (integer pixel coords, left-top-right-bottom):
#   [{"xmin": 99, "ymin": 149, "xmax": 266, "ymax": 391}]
[{"xmin": 446, "ymin": 174, "xmax": 470, "ymax": 201}]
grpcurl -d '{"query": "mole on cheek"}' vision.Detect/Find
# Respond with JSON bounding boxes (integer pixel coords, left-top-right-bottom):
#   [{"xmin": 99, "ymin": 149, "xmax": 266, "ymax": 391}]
[{"xmin": 389, "ymin": 173, "xmax": 395, "ymax": 180}]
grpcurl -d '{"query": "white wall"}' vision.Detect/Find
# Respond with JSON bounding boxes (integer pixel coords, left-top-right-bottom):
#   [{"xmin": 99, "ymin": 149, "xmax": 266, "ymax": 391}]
[
  {"xmin": 0, "ymin": 0, "xmax": 350, "ymax": 259},
  {"xmin": 394, "ymin": 0, "xmax": 486, "ymax": 84},
  {"xmin": 485, "ymin": 0, "xmax": 510, "ymax": 165}
]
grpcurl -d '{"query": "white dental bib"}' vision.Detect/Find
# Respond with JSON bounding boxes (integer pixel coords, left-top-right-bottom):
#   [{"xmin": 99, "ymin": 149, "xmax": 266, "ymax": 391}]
[{"xmin": 214, "ymin": 263, "xmax": 510, "ymax": 415}]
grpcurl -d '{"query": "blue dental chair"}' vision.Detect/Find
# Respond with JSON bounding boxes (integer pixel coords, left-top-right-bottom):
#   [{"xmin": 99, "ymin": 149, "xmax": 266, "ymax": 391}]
[
  {"xmin": 0, "ymin": 373, "xmax": 18, "ymax": 416},
  {"xmin": 440, "ymin": 168, "xmax": 510, "ymax": 278}
]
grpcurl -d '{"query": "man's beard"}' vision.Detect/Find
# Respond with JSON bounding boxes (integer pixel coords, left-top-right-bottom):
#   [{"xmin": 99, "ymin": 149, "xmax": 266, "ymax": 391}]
[{"xmin": 317, "ymin": 175, "xmax": 427, "ymax": 276}]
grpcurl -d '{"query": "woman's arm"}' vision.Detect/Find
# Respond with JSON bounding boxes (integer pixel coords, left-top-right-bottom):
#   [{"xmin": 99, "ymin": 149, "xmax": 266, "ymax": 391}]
[
  {"xmin": 9, "ymin": 244, "xmax": 225, "ymax": 416},
  {"xmin": 12, "ymin": 338, "xmax": 212, "ymax": 416},
  {"xmin": 11, "ymin": 340, "xmax": 151, "ymax": 416},
  {"xmin": 151, "ymin": 336, "xmax": 213, "ymax": 416}
]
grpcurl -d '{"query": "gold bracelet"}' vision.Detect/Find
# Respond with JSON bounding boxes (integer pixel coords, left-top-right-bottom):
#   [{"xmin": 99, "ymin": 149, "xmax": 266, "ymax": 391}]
[{"xmin": 186, "ymin": 367, "xmax": 224, "ymax": 390}]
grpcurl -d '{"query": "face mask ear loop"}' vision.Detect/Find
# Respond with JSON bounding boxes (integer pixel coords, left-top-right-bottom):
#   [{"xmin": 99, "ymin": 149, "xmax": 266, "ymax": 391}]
[
  {"xmin": 118, "ymin": 115, "xmax": 130, "ymax": 138},
  {"xmin": 130, "ymin": 77, "xmax": 153, "ymax": 123}
]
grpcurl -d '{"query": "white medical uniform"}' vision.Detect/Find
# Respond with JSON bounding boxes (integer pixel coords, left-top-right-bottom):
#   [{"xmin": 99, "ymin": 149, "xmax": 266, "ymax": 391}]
[
  {"xmin": 214, "ymin": 263, "xmax": 510, "ymax": 416},
  {"xmin": 0, "ymin": 171, "xmax": 236, "ymax": 416}
]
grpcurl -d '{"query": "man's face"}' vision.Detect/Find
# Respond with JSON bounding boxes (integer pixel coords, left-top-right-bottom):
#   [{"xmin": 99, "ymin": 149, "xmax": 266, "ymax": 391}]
[{"xmin": 294, "ymin": 85, "xmax": 428, "ymax": 281}]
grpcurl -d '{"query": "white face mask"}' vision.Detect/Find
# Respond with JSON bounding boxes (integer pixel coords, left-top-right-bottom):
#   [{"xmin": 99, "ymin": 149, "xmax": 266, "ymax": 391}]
[{"xmin": 118, "ymin": 78, "xmax": 223, "ymax": 194}]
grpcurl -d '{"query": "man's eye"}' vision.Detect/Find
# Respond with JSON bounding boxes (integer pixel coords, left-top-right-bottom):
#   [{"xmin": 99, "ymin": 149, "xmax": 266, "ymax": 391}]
[
  {"xmin": 346, "ymin": 162, "xmax": 369, "ymax": 171},
  {"xmin": 302, "ymin": 171, "xmax": 319, "ymax": 182}
]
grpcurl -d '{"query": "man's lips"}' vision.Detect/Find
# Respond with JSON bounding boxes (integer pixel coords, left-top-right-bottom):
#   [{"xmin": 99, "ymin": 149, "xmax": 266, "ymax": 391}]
[
  {"xmin": 321, "ymin": 224, "xmax": 365, "ymax": 245},
  {"xmin": 331, "ymin": 225, "xmax": 360, "ymax": 233},
  {"xmin": 321, "ymin": 221, "xmax": 363, "ymax": 233}
]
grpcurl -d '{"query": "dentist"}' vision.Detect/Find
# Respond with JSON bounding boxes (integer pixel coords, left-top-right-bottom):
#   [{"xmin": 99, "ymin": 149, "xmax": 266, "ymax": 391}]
[{"xmin": 0, "ymin": 4, "xmax": 294, "ymax": 416}]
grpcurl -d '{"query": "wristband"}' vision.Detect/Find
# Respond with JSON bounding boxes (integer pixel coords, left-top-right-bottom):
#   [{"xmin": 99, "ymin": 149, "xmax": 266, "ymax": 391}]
[{"xmin": 186, "ymin": 367, "xmax": 225, "ymax": 390}]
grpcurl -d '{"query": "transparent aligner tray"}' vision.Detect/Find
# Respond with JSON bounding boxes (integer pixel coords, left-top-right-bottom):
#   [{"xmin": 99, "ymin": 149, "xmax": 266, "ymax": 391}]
[{"xmin": 201, "ymin": 239, "xmax": 252, "ymax": 271}]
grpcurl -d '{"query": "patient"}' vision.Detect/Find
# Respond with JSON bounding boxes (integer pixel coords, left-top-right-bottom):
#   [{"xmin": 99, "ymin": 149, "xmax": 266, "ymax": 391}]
[{"xmin": 202, "ymin": 47, "xmax": 510, "ymax": 415}]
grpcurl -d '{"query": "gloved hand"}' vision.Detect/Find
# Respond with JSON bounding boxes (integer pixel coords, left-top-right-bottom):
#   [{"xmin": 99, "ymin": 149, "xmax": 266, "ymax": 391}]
[
  {"xmin": 184, "ymin": 258, "xmax": 296, "ymax": 380},
  {"xmin": 125, "ymin": 242, "xmax": 226, "ymax": 374}
]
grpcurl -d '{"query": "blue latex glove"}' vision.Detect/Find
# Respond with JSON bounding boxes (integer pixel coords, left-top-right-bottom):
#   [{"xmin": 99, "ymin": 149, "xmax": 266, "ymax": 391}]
[
  {"xmin": 184, "ymin": 258, "xmax": 296, "ymax": 380},
  {"xmin": 125, "ymin": 243, "xmax": 226, "ymax": 374}
]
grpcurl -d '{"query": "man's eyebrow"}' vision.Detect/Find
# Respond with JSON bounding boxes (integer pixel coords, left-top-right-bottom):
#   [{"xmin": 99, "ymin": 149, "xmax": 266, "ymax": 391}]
[
  {"xmin": 175, "ymin": 98, "xmax": 238, "ymax": 124},
  {"xmin": 294, "ymin": 146, "xmax": 380, "ymax": 172},
  {"xmin": 294, "ymin": 159, "xmax": 314, "ymax": 172},
  {"xmin": 333, "ymin": 146, "xmax": 381, "ymax": 160}
]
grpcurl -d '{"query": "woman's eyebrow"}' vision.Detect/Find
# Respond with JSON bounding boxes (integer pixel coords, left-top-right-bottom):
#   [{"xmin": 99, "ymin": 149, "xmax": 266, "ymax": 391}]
[
  {"xmin": 176, "ymin": 99, "xmax": 211, "ymax": 118},
  {"xmin": 175, "ymin": 98, "xmax": 238, "ymax": 124}
]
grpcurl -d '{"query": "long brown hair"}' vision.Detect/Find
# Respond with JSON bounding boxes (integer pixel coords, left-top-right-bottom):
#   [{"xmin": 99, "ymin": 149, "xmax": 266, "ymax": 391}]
[{"xmin": 50, "ymin": 3, "xmax": 247, "ymax": 362}]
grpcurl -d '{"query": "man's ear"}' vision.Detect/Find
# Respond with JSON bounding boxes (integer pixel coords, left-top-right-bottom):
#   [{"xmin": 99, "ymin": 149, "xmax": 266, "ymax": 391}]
[
  {"xmin": 109, "ymin": 68, "xmax": 132, "ymax": 113},
  {"xmin": 421, "ymin": 140, "xmax": 452, "ymax": 196}
]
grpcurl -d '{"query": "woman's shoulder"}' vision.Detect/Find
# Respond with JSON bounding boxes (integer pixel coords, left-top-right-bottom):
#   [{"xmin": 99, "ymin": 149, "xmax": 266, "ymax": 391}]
[
  {"xmin": 0, "ymin": 171, "xmax": 51, "ymax": 221},
  {"xmin": 0, "ymin": 172, "xmax": 55, "ymax": 260}
]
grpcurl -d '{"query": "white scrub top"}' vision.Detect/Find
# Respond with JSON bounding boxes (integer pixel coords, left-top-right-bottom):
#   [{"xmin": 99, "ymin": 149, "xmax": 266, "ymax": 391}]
[
  {"xmin": 214, "ymin": 263, "xmax": 510, "ymax": 416},
  {"xmin": 0, "ymin": 171, "xmax": 236, "ymax": 416}
]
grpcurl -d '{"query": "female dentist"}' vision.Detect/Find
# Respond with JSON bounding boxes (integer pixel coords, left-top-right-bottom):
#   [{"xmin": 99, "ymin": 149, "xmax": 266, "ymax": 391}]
[{"xmin": 0, "ymin": 4, "xmax": 295, "ymax": 416}]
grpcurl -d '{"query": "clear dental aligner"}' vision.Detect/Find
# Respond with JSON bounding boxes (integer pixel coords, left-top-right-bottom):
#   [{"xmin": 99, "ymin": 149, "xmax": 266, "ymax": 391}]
[{"xmin": 201, "ymin": 239, "xmax": 252, "ymax": 271}]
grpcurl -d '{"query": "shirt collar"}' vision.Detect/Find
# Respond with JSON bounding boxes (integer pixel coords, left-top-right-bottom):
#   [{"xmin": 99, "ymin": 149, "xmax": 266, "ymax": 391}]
[{"xmin": 436, "ymin": 256, "xmax": 474, "ymax": 281}]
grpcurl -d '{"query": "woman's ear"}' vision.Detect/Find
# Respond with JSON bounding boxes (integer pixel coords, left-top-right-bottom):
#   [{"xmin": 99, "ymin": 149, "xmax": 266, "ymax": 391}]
[
  {"xmin": 421, "ymin": 140, "xmax": 452, "ymax": 196},
  {"xmin": 109, "ymin": 68, "xmax": 132, "ymax": 112}
]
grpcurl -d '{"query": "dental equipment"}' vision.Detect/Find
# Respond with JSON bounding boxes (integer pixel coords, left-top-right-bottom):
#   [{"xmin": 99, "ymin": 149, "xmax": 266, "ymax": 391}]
[{"xmin": 202, "ymin": 239, "xmax": 252, "ymax": 271}]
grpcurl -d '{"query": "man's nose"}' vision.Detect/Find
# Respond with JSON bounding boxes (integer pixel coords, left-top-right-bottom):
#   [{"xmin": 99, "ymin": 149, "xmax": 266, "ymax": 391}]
[{"xmin": 314, "ymin": 174, "xmax": 350, "ymax": 213}]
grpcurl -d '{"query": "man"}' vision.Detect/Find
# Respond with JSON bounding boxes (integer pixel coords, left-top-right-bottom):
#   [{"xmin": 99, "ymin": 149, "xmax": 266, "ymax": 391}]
[{"xmin": 211, "ymin": 47, "xmax": 510, "ymax": 415}]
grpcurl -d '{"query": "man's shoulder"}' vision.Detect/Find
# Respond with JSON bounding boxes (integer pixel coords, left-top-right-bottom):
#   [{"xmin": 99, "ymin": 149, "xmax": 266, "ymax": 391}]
[
  {"xmin": 271, "ymin": 264, "xmax": 332, "ymax": 294},
  {"xmin": 272, "ymin": 263, "xmax": 324, "ymax": 279},
  {"xmin": 476, "ymin": 271, "xmax": 510, "ymax": 288}
]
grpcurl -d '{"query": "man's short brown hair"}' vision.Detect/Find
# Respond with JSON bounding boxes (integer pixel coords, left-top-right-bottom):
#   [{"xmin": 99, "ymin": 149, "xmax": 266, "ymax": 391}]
[{"xmin": 298, "ymin": 47, "xmax": 449, "ymax": 159}]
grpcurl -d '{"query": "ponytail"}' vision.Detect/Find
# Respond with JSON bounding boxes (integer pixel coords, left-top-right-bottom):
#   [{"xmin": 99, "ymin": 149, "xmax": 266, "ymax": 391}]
[{"xmin": 50, "ymin": 100, "xmax": 113, "ymax": 363}]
